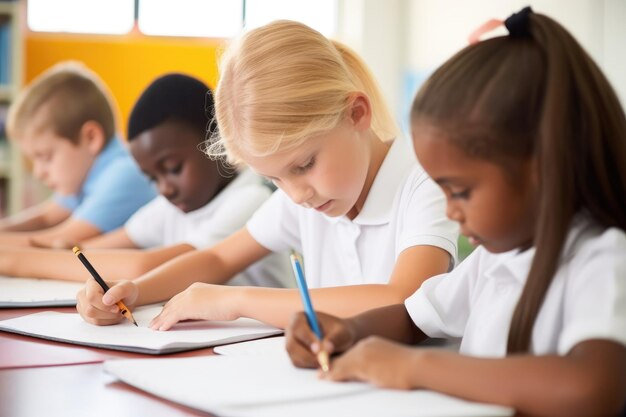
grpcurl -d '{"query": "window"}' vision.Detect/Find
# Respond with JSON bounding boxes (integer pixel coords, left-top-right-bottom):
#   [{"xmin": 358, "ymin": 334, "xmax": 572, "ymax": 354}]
[
  {"xmin": 245, "ymin": 0, "xmax": 337, "ymax": 36},
  {"xmin": 138, "ymin": 0, "xmax": 243, "ymax": 38},
  {"xmin": 27, "ymin": 0, "xmax": 134, "ymax": 35},
  {"xmin": 27, "ymin": 0, "xmax": 337, "ymax": 38}
]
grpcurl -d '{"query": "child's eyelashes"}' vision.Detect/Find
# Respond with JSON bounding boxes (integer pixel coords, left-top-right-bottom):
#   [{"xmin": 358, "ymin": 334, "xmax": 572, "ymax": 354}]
[
  {"xmin": 143, "ymin": 168, "xmax": 182, "ymax": 185},
  {"xmin": 34, "ymin": 152, "xmax": 53, "ymax": 163},
  {"xmin": 294, "ymin": 156, "xmax": 316, "ymax": 174},
  {"xmin": 449, "ymin": 189, "xmax": 471, "ymax": 200},
  {"xmin": 165, "ymin": 162, "xmax": 183, "ymax": 175}
]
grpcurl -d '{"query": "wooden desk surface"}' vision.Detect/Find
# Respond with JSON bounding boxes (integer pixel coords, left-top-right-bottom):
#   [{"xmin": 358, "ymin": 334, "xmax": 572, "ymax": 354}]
[{"xmin": 0, "ymin": 306, "xmax": 219, "ymax": 417}]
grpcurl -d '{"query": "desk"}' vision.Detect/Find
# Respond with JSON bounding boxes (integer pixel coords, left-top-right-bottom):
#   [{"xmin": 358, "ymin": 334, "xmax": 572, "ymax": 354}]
[
  {"xmin": 0, "ymin": 308, "xmax": 528, "ymax": 417},
  {"xmin": 0, "ymin": 307, "xmax": 218, "ymax": 417}
]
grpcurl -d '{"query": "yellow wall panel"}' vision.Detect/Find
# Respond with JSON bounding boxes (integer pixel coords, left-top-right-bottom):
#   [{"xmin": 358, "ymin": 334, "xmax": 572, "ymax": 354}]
[{"xmin": 25, "ymin": 33, "xmax": 222, "ymax": 139}]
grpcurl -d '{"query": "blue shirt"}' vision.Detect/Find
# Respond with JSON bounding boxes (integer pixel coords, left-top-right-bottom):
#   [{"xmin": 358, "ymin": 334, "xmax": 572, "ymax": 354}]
[{"xmin": 55, "ymin": 137, "xmax": 156, "ymax": 232}]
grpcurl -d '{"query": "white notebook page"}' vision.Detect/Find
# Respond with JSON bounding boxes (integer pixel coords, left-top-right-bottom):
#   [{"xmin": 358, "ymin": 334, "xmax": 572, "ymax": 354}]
[
  {"xmin": 104, "ymin": 355, "xmax": 514, "ymax": 417},
  {"xmin": 0, "ymin": 305, "xmax": 282, "ymax": 354},
  {"xmin": 0, "ymin": 276, "xmax": 84, "ymax": 307}
]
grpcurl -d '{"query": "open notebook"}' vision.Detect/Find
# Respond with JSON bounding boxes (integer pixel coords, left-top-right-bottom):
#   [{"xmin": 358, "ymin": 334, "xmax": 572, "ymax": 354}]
[
  {"xmin": 0, "ymin": 305, "xmax": 282, "ymax": 354},
  {"xmin": 104, "ymin": 355, "xmax": 514, "ymax": 417},
  {"xmin": 0, "ymin": 276, "xmax": 84, "ymax": 308}
]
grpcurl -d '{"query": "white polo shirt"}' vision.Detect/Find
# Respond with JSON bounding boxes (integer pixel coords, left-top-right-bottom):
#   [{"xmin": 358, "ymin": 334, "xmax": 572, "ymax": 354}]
[
  {"xmin": 405, "ymin": 214, "xmax": 626, "ymax": 357},
  {"xmin": 246, "ymin": 137, "xmax": 459, "ymax": 288},
  {"xmin": 125, "ymin": 169, "xmax": 292, "ymax": 288}
]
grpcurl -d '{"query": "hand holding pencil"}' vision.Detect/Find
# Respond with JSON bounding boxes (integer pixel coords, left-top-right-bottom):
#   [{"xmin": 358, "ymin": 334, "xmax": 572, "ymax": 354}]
[
  {"xmin": 285, "ymin": 308, "xmax": 358, "ymax": 371},
  {"xmin": 72, "ymin": 246, "xmax": 138, "ymax": 326},
  {"xmin": 290, "ymin": 251, "xmax": 346, "ymax": 372}
]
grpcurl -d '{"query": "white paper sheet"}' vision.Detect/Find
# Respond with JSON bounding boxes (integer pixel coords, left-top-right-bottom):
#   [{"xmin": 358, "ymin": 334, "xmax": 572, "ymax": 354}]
[
  {"xmin": 104, "ymin": 355, "xmax": 514, "ymax": 417},
  {"xmin": 0, "ymin": 276, "xmax": 84, "ymax": 307},
  {"xmin": 213, "ymin": 335, "xmax": 287, "ymax": 357},
  {"xmin": 0, "ymin": 305, "xmax": 282, "ymax": 354}
]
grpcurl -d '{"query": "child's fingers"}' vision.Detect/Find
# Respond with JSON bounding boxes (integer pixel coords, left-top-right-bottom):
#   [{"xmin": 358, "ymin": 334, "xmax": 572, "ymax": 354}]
[
  {"xmin": 285, "ymin": 328, "xmax": 323, "ymax": 368},
  {"xmin": 315, "ymin": 312, "xmax": 353, "ymax": 354},
  {"xmin": 285, "ymin": 313, "xmax": 320, "ymax": 368},
  {"xmin": 321, "ymin": 353, "xmax": 360, "ymax": 382},
  {"xmin": 287, "ymin": 312, "xmax": 322, "ymax": 349},
  {"xmin": 75, "ymin": 296, "xmax": 122, "ymax": 325},
  {"xmin": 149, "ymin": 302, "xmax": 180, "ymax": 331},
  {"xmin": 82, "ymin": 280, "xmax": 118, "ymax": 314},
  {"xmin": 100, "ymin": 281, "xmax": 135, "ymax": 307},
  {"xmin": 83, "ymin": 279, "xmax": 105, "ymax": 304}
]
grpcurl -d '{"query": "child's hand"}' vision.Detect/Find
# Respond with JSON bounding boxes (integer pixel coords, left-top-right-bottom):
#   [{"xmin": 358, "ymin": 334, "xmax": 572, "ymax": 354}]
[
  {"xmin": 285, "ymin": 311, "xmax": 356, "ymax": 369},
  {"xmin": 76, "ymin": 279, "xmax": 138, "ymax": 326},
  {"xmin": 0, "ymin": 248, "xmax": 14, "ymax": 274},
  {"xmin": 149, "ymin": 283, "xmax": 239, "ymax": 331},
  {"xmin": 323, "ymin": 336, "xmax": 421, "ymax": 390}
]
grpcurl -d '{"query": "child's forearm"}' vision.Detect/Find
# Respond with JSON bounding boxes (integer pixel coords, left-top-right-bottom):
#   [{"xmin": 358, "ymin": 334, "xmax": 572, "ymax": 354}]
[
  {"xmin": 1, "ymin": 245, "xmax": 194, "ymax": 282},
  {"xmin": 0, "ymin": 232, "xmax": 36, "ymax": 247},
  {"xmin": 349, "ymin": 304, "xmax": 425, "ymax": 344},
  {"xmin": 0, "ymin": 216, "xmax": 47, "ymax": 232},
  {"xmin": 412, "ymin": 340, "xmax": 626, "ymax": 417},
  {"xmin": 236, "ymin": 284, "xmax": 416, "ymax": 329},
  {"xmin": 134, "ymin": 248, "xmax": 238, "ymax": 305},
  {"xmin": 0, "ymin": 201, "xmax": 69, "ymax": 232}
]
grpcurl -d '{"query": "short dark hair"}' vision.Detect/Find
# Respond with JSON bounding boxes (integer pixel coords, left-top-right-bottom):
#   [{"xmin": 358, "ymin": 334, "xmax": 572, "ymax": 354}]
[{"xmin": 127, "ymin": 73, "xmax": 215, "ymax": 142}]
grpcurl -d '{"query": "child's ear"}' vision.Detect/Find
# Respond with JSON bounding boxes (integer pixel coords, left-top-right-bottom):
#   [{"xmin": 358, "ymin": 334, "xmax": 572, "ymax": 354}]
[
  {"xmin": 79, "ymin": 121, "xmax": 107, "ymax": 155},
  {"xmin": 348, "ymin": 93, "xmax": 372, "ymax": 132}
]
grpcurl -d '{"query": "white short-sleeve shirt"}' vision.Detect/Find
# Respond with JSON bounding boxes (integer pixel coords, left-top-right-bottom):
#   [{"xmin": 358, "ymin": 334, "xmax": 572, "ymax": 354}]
[
  {"xmin": 405, "ymin": 214, "xmax": 626, "ymax": 357},
  {"xmin": 246, "ymin": 137, "xmax": 459, "ymax": 288},
  {"xmin": 125, "ymin": 169, "xmax": 292, "ymax": 288}
]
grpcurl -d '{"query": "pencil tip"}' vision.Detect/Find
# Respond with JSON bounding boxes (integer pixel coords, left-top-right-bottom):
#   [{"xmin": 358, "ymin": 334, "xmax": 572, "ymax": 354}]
[
  {"xmin": 72, "ymin": 246, "xmax": 80, "ymax": 255},
  {"xmin": 318, "ymin": 350, "xmax": 330, "ymax": 373}
]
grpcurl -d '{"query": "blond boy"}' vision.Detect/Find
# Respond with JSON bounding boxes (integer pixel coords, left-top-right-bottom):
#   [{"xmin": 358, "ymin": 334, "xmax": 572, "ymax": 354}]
[{"xmin": 0, "ymin": 62, "xmax": 155, "ymax": 247}]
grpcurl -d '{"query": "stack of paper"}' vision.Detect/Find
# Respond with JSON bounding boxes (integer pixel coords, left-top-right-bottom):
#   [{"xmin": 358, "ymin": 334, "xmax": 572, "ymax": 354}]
[{"xmin": 0, "ymin": 305, "xmax": 282, "ymax": 354}]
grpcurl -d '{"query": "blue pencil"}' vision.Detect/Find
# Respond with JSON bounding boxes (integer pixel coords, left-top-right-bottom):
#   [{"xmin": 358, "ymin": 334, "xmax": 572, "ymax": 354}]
[{"xmin": 290, "ymin": 250, "xmax": 330, "ymax": 372}]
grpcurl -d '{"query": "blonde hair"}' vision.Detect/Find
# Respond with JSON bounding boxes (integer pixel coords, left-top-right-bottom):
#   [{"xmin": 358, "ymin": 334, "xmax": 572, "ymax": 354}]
[
  {"xmin": 207, "ymin": 20, "xmax": 398, "ymax": 165},
  {"xmin": 7, "ymin": 61, "xmax": 117, "ymax": 143}
]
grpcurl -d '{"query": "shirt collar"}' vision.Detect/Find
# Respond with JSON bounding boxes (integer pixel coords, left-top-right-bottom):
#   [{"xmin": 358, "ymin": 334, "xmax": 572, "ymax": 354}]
[
  {"xmin": 484, "ymin": 247, "xmax": 535, "ymax": 285},
  {"xmin": 351, "ymin": 137, "xmax": 416, "ymax": 226}
]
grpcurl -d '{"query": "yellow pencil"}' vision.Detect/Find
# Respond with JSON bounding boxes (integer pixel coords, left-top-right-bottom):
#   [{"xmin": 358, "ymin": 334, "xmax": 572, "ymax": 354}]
[{"xmin": 72, "ymin": 246, "xmax": 137, "ymax": 326}]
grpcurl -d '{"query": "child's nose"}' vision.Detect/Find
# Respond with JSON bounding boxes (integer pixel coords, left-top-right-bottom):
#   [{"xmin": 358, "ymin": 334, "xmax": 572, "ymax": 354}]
[
  {"xmin": 446, "ymin": 203, "xmax": 465, "ymax": 224},
  {"xmin": 157, "ymin": 179, "xmax": 176, "ymax": 199},
  {"xmin": 286, "ymin": 181, "xmax": 313, "ymax": 206},
  {"xmin": 32, "ymin": 163, "xmax": 46, "ymax": 181}
]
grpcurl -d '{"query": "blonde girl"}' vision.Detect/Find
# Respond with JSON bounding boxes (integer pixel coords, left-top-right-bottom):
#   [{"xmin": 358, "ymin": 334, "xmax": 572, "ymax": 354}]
[{"xmin": 77, "ymin": 20, "xmax": 458, "ymax": 329}]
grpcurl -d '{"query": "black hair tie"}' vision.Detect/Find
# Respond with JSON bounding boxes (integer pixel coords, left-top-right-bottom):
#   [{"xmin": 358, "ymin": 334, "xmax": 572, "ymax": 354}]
[{"xmin": 505, "ymin": 6, "xmax": 533, "ymax": 38}]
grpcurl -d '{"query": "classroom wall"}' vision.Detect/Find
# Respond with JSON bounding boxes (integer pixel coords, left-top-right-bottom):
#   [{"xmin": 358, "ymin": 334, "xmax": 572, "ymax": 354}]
[
  {"xmin": 404, "ymin": 0, "xmax": 626, "ymax": 116},
  {"xmin": 25, "ymin": 32, "xmax": 221, "ymax": 139},
  {"xmin": 336, "ymin": 0, "xmax": 407, "ymax": 126}
]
